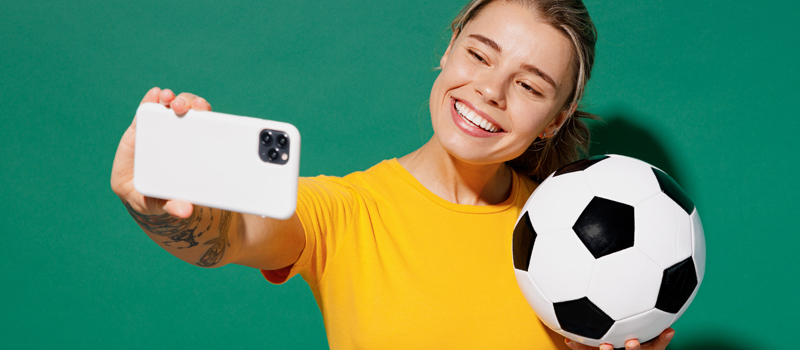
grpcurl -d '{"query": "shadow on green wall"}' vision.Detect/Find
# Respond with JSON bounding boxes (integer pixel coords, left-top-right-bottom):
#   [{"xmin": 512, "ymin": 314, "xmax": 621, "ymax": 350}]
[{"xmin": 587, "ymin": 105, "xmax": 691, "ymax": 193}]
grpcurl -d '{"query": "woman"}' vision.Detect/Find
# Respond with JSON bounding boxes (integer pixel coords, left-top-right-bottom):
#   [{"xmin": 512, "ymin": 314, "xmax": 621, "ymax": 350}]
[{"xmin": 111, "ymin": 0, "xmax": 675, "ymax": 349}]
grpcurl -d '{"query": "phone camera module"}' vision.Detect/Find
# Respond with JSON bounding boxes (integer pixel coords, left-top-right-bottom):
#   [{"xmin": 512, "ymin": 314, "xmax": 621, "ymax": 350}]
[{"xmin": 258, "ymin": 129, "xmax": 290, "ymax": 165}]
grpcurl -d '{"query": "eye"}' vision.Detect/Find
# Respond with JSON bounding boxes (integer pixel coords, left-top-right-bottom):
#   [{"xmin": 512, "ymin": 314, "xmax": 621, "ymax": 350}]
[
  {"xmin": 468, "ymin": 49, "xmax": 487, "ymax": 64},
  {"xmin": 518, "ymin": 82, "xmax": 543, "ymax": 97}
]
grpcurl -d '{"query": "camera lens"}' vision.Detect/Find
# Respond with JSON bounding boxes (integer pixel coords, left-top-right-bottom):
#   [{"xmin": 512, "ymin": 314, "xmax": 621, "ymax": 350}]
[
  {"xmin": 261, "ymin": 132, "xmax": 273, "ymax": 145},
  {"xmin": 277, "ymin": 134, "xmax": 288, "ymax": 148},
  {"xmin": 268, "ymin": 148, "xmax": 279, "ymax": 160}
]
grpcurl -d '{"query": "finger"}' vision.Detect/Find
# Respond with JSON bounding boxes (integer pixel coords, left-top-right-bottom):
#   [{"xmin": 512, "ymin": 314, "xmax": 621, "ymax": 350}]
[
  {"xmin": 141, "ymin": 195, "xmax": 167, "ymax": 213},
  {"xmin": 624, "ymin": 339, "xmax": 640, "ymax": 350},
  {"xmin": 159, "ymin": 89, "xmax": 176, "ymax": 107},
  {"xmin": 640, "ymin": 328, "xmax": 675, "ymax": 350},
  {"xmin": 163, "ymin": 199, "xmax": 194, "ymax": 218},
  {"xmin": 170, "ymin": 92, "xmax": 199, "ymax": 115},
  {"xmin": 191, "ymin": 96, "xmax": 211, "ymax": 111},
  {"xmin": 564, "ymin": 338, "xmax": 599, "ymax": 350},
  {"xmin": 140, "ymin": 87, "xmax": 161, "ymax": 105}
]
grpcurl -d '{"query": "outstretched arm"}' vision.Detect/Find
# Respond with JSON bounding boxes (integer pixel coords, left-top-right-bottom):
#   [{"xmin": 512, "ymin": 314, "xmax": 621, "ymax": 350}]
[{"xmin": 111, "ymin": 87, "xmax": 305, "ymax": 270}]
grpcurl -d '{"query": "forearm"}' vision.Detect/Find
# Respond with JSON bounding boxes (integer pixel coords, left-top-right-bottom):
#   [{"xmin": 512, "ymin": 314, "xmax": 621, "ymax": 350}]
[{"xmin": 124, "ymin": 202, "xmax": 237, "ymax": 268}]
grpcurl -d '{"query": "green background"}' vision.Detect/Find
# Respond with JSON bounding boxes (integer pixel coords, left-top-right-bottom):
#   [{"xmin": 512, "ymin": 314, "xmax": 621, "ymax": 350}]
[{"xmin": 1, "ymin": 0, "xmax": 797, "ymax": 348}]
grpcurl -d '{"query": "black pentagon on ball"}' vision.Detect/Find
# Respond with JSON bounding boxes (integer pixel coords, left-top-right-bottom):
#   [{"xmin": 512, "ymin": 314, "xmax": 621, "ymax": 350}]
[
  {"xmin": 512, "ymin": 211, "xmax": 537, "ymax": 271},
  {"xmin": 572, "ymin": 197, "xmax": 635, "ymax": 259},
  {"xmin": 655, "ymin": 256, "xmax": 698, "ymax": 313},
  {"xmin": 553, "ymin": 155, "xmax": 610, "ymax": 177},
  {"xmin": 554, "ymin": 297, "xmax": 615, "ymax": 340},
  {"xmin": 652, "ymin": 167, "xmax": 695, "ymax": 215}
]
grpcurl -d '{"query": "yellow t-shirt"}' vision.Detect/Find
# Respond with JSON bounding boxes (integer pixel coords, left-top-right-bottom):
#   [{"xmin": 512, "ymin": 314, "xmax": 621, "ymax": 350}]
[{"xmin": 262, "ymin": 159, "xmax": 568, "ymax": 349}]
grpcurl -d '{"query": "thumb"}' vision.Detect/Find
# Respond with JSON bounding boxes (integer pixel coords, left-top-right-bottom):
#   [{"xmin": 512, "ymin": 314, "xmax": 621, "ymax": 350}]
[{"xmin": 162, "ymin": 199, "xmax": 194, "ymax": 218}]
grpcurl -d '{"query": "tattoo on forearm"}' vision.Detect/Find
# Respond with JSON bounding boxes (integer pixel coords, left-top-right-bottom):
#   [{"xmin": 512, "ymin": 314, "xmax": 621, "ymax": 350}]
[
  {"xmin": 125, "ymin": 202, "xmax": 213, "ymax": 249},
  {"xmin": 125, "ymin": 202, "xmax": 193, "ymax": 235},
  {"xmin": 196, "ymin": 210, "xmax": 232, "ymax": 267},
  {"xmin": 125, "ymin": 202, "xmax": 232, "ymax": 266}
]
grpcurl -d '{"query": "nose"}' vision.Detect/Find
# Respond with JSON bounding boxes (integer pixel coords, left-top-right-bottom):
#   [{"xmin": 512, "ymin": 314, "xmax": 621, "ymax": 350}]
[{"xmin": 474, "ymin": 72, "xmax": 506, "ymax": 109}]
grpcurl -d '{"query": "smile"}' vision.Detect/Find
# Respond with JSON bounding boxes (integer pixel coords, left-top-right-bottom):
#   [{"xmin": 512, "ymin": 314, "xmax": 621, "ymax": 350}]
[{"xmin": 454, "ymin": 100, "xmax": 502, "ymax": 133}]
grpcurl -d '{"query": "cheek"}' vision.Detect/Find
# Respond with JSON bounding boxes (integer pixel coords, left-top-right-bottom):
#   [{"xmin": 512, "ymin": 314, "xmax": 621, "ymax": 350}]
[
  {"xmin": 429, "ymin": 74, "xmax": 446, "ymax": 120},
  {"xmin": 448, "ymin": 56, "xmax": 477, "ymax": 83},
  {"xmin": 510, "ymin": 106, "xmax": 553, "ymax": 140},
  {"xmin": 429, "ymin": 64, "xmax": 464, "ymax": 117},
  {"xmin": 437, "ymin": 55, "xmax": 475, "ymax": 92}
]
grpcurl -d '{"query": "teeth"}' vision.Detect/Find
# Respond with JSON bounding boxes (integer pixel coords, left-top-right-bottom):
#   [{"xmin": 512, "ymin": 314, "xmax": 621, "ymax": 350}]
[{"xmin": 455, "ymin": 101, "xmax": 499, "ymax": 133}]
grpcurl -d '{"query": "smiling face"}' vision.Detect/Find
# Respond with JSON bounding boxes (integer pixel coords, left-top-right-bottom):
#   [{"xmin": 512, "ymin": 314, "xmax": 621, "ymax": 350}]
[{"xmin": 429, "ymin": 1, "xmax": 576, "ymax": 165}]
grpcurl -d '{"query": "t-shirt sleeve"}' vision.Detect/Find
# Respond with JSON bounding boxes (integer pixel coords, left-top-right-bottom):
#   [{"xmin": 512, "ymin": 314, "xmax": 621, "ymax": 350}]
[{"xmin": 261, "ymin": 176, "xmax": 357, "ymax": 285}]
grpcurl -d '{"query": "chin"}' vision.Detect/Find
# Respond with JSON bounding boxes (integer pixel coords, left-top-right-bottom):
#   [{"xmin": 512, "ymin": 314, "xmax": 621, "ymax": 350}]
[{"xmin": 433, "ymin": 135, "xmax": 512, "ymax": 167}]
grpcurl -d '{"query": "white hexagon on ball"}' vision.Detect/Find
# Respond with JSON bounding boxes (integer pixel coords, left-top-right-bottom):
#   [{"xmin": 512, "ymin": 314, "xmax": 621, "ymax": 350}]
[
  {"xmin": 634, "ymin": 193, "xmax": 693, "ymax": 269},
  {"xmin": 529, "ymin": 229, "xmax": 596, "ymax": 303},
  {"xmin": 527, "ymin": 171, "xmax": 594, "ymax": 234},
  {"xmin": 583, "ymin": 155, "xmax": 661, "ymax": 206},
  {"xmin": 600, "ymin": 308, "xmax": 674, "ymax": 348},
  {"xmin": 587, "ymin": 248, "xmax": 663, "ymax": 320},
  {"xmin": 514, "ymin": 269, "xmax": 561, "ymax": 332}
]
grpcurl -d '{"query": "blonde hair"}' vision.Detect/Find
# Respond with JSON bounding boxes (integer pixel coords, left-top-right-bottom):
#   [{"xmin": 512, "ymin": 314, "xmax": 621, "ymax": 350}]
[{"xmin": 451, "ymin": 0, "xmax": 598, "ymax": 182}]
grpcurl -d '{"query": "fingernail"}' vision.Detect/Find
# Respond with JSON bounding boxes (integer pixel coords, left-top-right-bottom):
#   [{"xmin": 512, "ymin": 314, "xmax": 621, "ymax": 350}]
[
  {"xmin": 173, "ymin": 97, "xmax": 186, "ymax": 107},
  {"xmin": 564, "ymin": 338, "xmax": 572, "ymax": 347},
  {"xmin": 665, "ymin": 331, "xmax": 674, "ymax": 341},
  {"xmin": 601, "ymin": 345, "xmax": 613, "ymax": 350}
]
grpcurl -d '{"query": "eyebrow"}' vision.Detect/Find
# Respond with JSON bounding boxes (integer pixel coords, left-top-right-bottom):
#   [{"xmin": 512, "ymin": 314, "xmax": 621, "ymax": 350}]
[
  {"xmin": 468, "ymin": 34, "xmax": 501, "ymax": 53},
  {"xmin": 521, "ymin": 64, "xmax": 558, "ymax": 90},
  {"xmin": 467, "ymin": 34, "xmax": 558, "ymax": 90}
]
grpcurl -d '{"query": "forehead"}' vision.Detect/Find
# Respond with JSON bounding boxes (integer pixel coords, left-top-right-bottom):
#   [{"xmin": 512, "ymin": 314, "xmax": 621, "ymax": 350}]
[{"xmin": 461, "ymin": 1, "xmax": 575, "ymax": 91}]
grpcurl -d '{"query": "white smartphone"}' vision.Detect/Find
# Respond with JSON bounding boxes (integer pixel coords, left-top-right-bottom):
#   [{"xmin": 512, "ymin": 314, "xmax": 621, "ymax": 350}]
[{"xmin": 133, "ymin": 102, "xmax": 301, "ymax": 219}]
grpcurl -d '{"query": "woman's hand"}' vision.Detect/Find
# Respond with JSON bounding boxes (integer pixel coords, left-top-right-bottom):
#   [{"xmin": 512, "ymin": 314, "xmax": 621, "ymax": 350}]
[
  {"xmin": 110, "ymin": 87, "xmax": 212, "ymax": 218},
  {"xmin": 564, "ymin": 328, "xmax": 674, "ymax": 350}
]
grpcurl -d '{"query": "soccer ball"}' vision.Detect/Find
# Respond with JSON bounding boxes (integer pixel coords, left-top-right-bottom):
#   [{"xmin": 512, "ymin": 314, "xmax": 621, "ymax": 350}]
[{"xmin": 512, "ymin": 154, "xmax": 705, "ymax": 348}]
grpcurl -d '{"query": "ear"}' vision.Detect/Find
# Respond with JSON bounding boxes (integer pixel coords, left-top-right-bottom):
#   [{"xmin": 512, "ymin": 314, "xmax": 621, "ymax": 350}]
[
  {"xmin": 547, "ymin": 101, "xmax": 577, "ymax": 133},
  {"xmin": 440, "ymin": 31, "xmax": 459, "ymax": 68}
]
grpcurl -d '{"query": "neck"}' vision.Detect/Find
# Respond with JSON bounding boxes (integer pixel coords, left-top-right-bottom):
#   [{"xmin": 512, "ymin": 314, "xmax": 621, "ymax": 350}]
[{"xmin": 398, "ymin": 137, "xmax": 513, "ymax": 206}]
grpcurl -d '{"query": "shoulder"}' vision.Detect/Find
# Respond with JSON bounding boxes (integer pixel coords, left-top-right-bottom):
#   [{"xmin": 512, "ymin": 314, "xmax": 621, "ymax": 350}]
[
  {"xmin": 298, "ymin": 159, "xmax": 399, "ymax": 203},
  {"xmin": 341, "ymin": 159, "xmax": 398, "ymax": 184}
]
